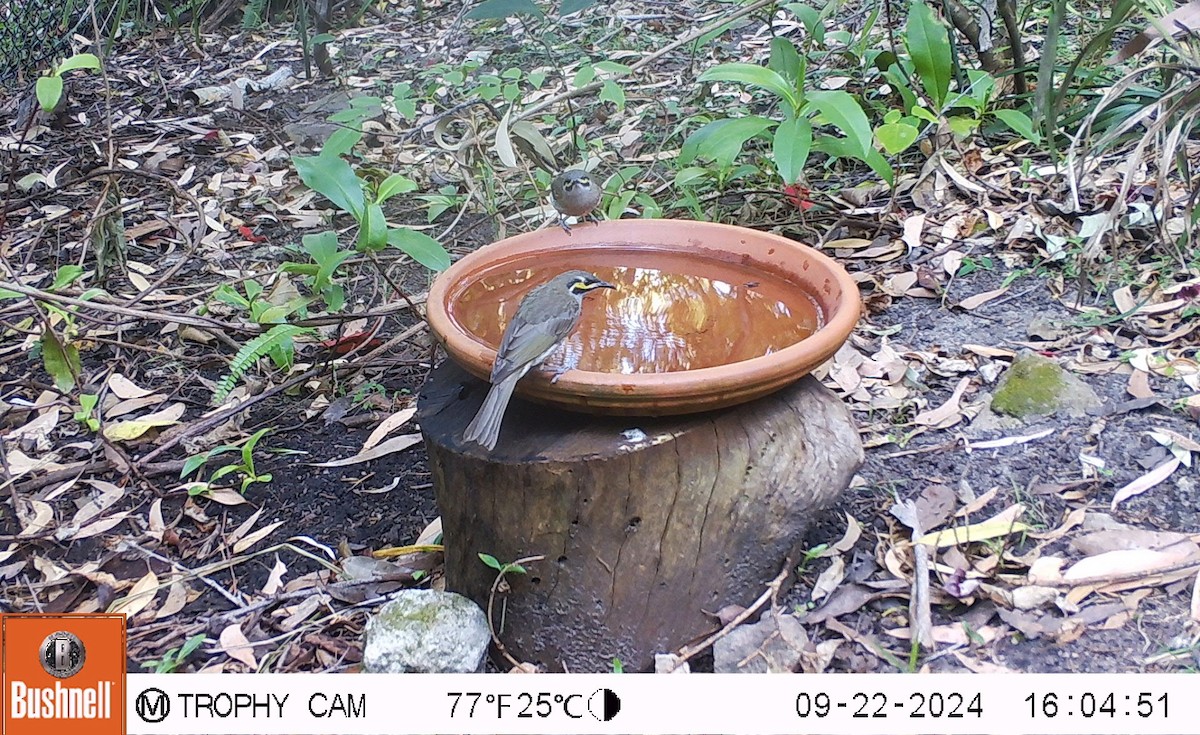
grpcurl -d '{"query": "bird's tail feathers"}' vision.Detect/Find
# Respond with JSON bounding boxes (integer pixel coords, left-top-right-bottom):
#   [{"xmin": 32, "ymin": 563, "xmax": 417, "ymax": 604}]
[{"xmin": 462, "ymin": 376, "xmax": 520, "ymax": 451}]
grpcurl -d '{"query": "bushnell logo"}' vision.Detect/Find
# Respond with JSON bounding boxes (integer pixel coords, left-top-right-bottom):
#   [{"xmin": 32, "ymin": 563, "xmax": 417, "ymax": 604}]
[
  {"xmin": 2, "ymin": 613, "xmax": 126, "ymax": 735},
  {"xmin": 39, "ymin": 631, "xmax": 86, "ymax": 679}
]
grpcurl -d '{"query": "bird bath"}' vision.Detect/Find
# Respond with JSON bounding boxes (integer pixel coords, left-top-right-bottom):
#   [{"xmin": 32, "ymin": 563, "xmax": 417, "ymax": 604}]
[
  {"xmin": 425, "ymin": 219, "xmax": 861, "ymax": 416},
  {"xmin": 418, "ymin": 219, "xmax": 865, "ymax": 671}
]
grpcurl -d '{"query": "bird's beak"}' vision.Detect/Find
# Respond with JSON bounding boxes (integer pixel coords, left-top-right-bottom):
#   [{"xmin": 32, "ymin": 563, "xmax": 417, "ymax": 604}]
[{"xmin": 597, "ymin": 280, "xmax": 616, "ymax": 290}]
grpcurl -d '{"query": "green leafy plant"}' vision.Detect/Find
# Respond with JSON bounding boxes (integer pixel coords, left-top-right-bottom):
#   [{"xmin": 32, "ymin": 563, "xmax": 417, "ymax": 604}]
[
  {"xmin": 212, "ymin": 324, "xmax": 312, "ymax": 405},
  {"xmin": 291, "ymin": 96, "xmax": 451, "ymax": 272},
  {"xmin": 74, "ymin": 394, "xmax": 100, "ymax": 432},
  {"xmin": 479, "ymin": 552, "xmax": 527, "ymax": 577},
  {"xmin": 140, "ymin": 634, "xmax": 207, "ymax": 673},
  {"xmin": 181, "ymin": 428, "xmax": 274, "ymax": 495},
  {"xmin": 36, "ymin": 53, "xmax": 100, "ymax": 114}
]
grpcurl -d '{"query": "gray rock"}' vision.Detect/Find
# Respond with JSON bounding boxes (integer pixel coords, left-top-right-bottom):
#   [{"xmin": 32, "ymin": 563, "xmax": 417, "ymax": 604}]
[
  {"xmin": 714, "ymin": 613, "xmax": 809, "ymax": 673},
  {"xmin": 363, "ymin": 590, "xmax": 490, "ymax": 673}
]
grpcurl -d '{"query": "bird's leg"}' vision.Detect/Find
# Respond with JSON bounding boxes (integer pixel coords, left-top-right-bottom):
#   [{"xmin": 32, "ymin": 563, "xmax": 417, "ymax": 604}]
[
  {"xmin": 585, "ymin": 211, "xmax": 603, "ymax": 224},
  {"xmin": 558, "ymin": 215, "xmax": 573, "ymax": 235}
]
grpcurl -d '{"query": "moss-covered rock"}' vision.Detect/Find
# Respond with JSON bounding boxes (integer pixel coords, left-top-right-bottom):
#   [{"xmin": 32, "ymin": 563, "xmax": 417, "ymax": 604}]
[{"xmin": 990, "ymin": 353, "xmax": 1101, "ymax": 418}]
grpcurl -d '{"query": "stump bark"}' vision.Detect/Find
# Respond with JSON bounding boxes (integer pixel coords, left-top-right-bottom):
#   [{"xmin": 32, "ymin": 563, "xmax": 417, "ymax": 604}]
[{"xmin": 418, "ymin": 360, "xmax": 863, "ymax": 672}]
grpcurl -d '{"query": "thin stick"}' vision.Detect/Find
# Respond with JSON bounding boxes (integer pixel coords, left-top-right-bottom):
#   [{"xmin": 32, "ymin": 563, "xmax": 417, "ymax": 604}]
[{"xmin": 666, "ymin": 564, "xmax": 789, "ymax": 672}]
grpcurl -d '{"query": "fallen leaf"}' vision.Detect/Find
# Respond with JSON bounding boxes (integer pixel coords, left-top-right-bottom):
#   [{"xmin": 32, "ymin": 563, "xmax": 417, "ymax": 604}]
[
  {"xmin": 233, "ymin": 521, "xmax": 285, "ymax": 554},
  {"xmin": 312, "ymin": 433, "xmax": 422, "ymax": 467},
  {"xmin": 109, "ymin": 570, "xmax": 160, "ymax": 618},
  {"xmin": 155, "ymin": 581, "xmax": 189, "ymax": 620},
  {"xmin": 107, "ymin": 373, "xmax": 155, "ymax": 399},
  {"xmin": 957, "ymin": 286, "xmax": 1009, "ymax": 311},
  {"xmin": 913, "ymin": 376, "xmax": 971, "ymax": 428},
  {"xmin": 361, "ymin": 406, "xmax": 417, "ymax": 452},
  {"xmin": 811, "ymin": 556, "xmax": 845, "ymax": 602},
  {"xmin": 103, "ymin": 402, "xmax": 186, "ymax": 441},
  {"xmin": 217, "ymin": 623, "xmax": 259, "ymax": 669},
  {"xmin": 1111, "ymin": 457, "xmax": 1181, "ymax": 509}
]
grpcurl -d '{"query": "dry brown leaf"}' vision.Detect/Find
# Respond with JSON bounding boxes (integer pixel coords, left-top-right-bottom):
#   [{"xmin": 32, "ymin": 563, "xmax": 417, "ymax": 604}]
[
  {"xmin": 1110, "ymin": 457, "xmax": 1181, "ymax": 510},
  {"xmin": 218, "ymin": 623, "xmax": 259, "ymax": 669},
  {"xmin": 957, "ymin": 286, "xmax": 1009, "ymax": 311},
  {"xmin": 233, "ymin": 521, "xmax": 285, "ymax": 554},
  {"xmin": 811, "ymin": 556, "xmax": 845, "ymax": 602},
  {"xmin": 70, "ymin": 511, "xmax": 133, "ymax": 540},
  {"xmin": 821, "ymin": 513, "xmax": 862, "ymax": 556},
  {"xmin": 18, "ymin": 499, "xmax": 54, "ymax": 537},
  {"xmin": 155, "ymin": 581, "xmax": 190, "ymax": 620},
  {"xmin": 1191, "ymin": 569, "xmax": 1200, "ymax": 624},
  {"xmin": 362, "ymin": 406, "xmax": 417, "ymax": 452},
  {"xmin": 262, "ymin": 555, "xmax": 287, "ymax": 596},
  {"xmin": 901, "ymin": 213, "xmax": 926, "ymax": 251},
  {"xmin": 912, "ymin": 376, "xmax": 971, "ymax": 428},
  {"xmin": 1127, "ymin": 369, "xmax": 1154, "ymax": 399},
  {"xmin": 147, "ymin": 499, "xmax": 165, "ymax": 542},
  {"xmin": 226, "ymin": 508, "xmax": 264, "ymax": 548},
  {"xmin": 312, "ymin": 433, "xmax": 422, "ymax": 467},
  {"xmin": 107, "ymin": 373, "xmax": 155, "ymax": 399},
  {"xmin": 110, "ymin": 570, "xmax": 160, "ymax": 618},
  {"xmin": 103, "ymin": 402, "xmax": 186, "ymax": 441},
  {"xmin": 1063, "ymin": 542, "xmax": 1200, "ymax": 582}
]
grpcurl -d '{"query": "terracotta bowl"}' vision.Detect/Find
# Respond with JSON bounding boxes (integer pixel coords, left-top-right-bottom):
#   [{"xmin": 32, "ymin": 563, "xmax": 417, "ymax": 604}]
[{"xmin": 425, "ymin": 219, "xmax": 860, "ymax": 416}]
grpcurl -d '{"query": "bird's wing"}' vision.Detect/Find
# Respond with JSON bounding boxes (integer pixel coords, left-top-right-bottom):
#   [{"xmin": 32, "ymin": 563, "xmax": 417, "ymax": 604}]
[{"xmin": 491, "ymin": 305, "xmax": 579, "ymax": 383}]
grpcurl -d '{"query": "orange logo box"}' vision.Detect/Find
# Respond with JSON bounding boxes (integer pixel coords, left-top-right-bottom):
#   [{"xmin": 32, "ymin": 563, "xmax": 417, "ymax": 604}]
[{"xmin": 1, "ymin": 614, "xmax": 126, "ymax": 735}]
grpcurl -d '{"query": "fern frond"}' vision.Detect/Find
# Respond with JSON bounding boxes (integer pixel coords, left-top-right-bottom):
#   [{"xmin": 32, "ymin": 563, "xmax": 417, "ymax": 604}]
[{"xmin": 212, "ymin": 324, "xmax": 311, "ymax": 405}]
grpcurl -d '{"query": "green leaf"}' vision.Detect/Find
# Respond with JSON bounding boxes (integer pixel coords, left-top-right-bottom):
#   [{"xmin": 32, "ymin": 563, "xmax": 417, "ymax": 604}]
[
  {"xmin": 573, "ymin": 64, "xmax": 596, "ymax": 88},
  {"xmin": 992, "ymin": 108, "xmax": 1041, "ymax": 144},
  {"xmin": 679, "ymin": 116, "xmax": 774, "ymax": 170},
  {"xmin": 181, "ymin": 452, "xmax": 211, "ymax": 479},
  {"xmin": 57, "ymin": 53, "xmax": 100, "ymax": 73},
  {"xmin": 376, "ymin": 173, "xmax": 418, "ymax": 204},
  {"xmin": 813, "ymin": 135, "xmax": 894, "ymax": 185},
  {"xmin": 321, "ymin": 128, "xmax": 362, "ymax": 158},
  {"xmin": 875, "ymin": 121, "xmax": 920, "ymax": 154},
  {"xmin": 906, "ymin": 0, "xmax": 952, "ymax": 109},
  {"xmin": 593, "ymin": 61, "xmax": 633, "ymax": 75},
  {"xmin": 36, "ymin": 76, "xmax": 63, "ymax": 113},
  {"xmin": 467, "ymin": 0, "xmax": 543, "ymax": 18},
  {"xmin": 809, "ymin": 90, "xmax": 874, "ymax": 159},
  {"xmin": 311, "ymin": 32, "xmax": 335, "ymax": 44},
  {"xmin": 213, "ymin": 284, "xmax": 250, "ymax": 309},
  {"xmin": 293, "ymin": 154, "xmax": 365, "ymax": 220},
  {"xmin": 559, "ymin": 0, "xmax": 597, "ymax": 15},
  {"xmin": 947, "ymin": 115, "xmax": 978, "ymax": 138},
  {"xmin": 673, "ymin": 166, "xmax": 711, "ymax": 187},
  {"xmin": 772, "ymin": 116, "xmax": 812, "ymax": 184},
  {"xmin": 40, "ymin": 330, "xmax": 79, "ymax": 392},
  {"xmin": 50, "ymin": 265, "xmax": 84, "ymax": 291},
  {"xmin": 698, "ymin": 63, "xmax": 800, "ymax": 115},
  {"xmin": 358, "ymin": 203, "xmax": 388, "ymax": 251},
  {"xmin": 478, "ymin": 553, "xmax": 503, "ymax": 570},
  {"xmin": 387, "ymin": 229, "xmax": 451, "ymax": 271},
  {"xmin": 768, "ymin": 37, "xmax": 805, "ymax": 88},
  {"xmin": 599, "ymin": 80, "xmax": 625, "ymax": 109}
]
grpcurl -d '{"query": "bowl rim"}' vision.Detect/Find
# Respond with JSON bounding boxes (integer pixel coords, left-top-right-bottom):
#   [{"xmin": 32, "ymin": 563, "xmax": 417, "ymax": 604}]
[{"xmin": 425, "ymin": 219, "xmax": 861, "ymax": 397}]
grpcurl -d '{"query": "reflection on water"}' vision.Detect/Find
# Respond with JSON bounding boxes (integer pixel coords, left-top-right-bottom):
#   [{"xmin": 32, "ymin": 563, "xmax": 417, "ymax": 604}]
[{"xmin": 450, "ymin": 251, "xmax": 823, "ymax": 374}]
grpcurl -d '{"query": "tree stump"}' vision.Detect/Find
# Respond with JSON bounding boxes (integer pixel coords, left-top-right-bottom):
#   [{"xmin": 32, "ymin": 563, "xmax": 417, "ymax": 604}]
[{"xmin": 417, "ymin": 360, "xmax": 863, "ymax": 672}]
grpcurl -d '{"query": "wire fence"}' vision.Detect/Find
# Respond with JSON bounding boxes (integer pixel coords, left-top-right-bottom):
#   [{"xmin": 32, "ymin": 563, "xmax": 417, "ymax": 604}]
[{"xmin": 0, "ymin": 0, "xmax": 95, "ymax": 90}]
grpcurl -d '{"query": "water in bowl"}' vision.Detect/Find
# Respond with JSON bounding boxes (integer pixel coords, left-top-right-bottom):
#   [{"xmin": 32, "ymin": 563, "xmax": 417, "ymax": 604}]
[{"xmin": 450, "ymin": 250, "xmax": 823, "ymax": 374}]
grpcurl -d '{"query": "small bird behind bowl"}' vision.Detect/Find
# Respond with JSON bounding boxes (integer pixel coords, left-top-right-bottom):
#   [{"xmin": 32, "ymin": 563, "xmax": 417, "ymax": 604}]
[
  {"xmin": 550, "ymin": 170, "xmax": 602, "ymax": 234},
  {"xmin": 463, "ymin": 270, "xmax": 616, "ymax": 451}
]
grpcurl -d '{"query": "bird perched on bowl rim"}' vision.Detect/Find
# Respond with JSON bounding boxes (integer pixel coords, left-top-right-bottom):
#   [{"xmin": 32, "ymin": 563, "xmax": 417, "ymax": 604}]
[
  {"xmin": 550, "ymin": 169, "xmax": 603, "ymax": 234},
  {"xmin": 463, "ymin": 270, "xmax": 616, "ymax": 451}
]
